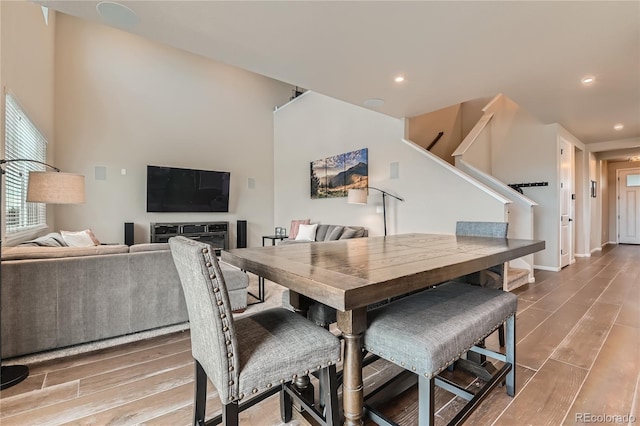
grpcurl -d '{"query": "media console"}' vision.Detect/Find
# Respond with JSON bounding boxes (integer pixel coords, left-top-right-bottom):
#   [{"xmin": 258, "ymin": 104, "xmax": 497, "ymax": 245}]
[{"xmin": 150, "ymin": 221, "xmax": 229, "ymax": 255}]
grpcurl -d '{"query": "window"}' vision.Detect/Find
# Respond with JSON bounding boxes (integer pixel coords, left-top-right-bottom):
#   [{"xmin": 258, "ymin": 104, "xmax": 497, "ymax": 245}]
[
  {"xmin": 4, "ymin": 93, "xmax": 47, "ymax": 233},
  {"xmin": 626, "ymin": 174, "xmax": 640, "ymax": 187}
]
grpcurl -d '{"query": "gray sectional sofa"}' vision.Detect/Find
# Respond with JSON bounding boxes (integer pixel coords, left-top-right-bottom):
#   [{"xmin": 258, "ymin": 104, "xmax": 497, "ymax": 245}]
[
  {"xmin": 278, "ymin": 224, "xmax": 367, "ymax": 245},
  {"xmin": 1, "ymin": 241, "xmax": 248, "ymax": 359}
]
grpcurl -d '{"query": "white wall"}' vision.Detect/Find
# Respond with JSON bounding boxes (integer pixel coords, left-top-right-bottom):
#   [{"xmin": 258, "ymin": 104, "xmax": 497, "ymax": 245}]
[
  {"xmin": 0, "ymin": 1, "xmax": 56, "ymax": 244},
  {"xmin": 274, "ymin": 91, "xmax": 507, "ymax": 237},
  {"xmin": 487, "ymin": 96, "xmax": 561, "ymax": 269},
  {"xmin": 53, "ymin": 14, "xmax": 292, "ymax": 247},
  {"xmin": 407, "ymin": 104, "xmax": 462, "ymax": 165}
]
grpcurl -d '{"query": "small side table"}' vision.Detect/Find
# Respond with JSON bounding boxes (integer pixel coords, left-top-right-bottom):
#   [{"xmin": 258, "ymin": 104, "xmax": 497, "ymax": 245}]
[
  {"xmin": 249, "ymin": 235, "xmax": 289, "ymax": 305},
  {"xmin": 262, "ymin": 234, "xmax": 288, "ymax": 246}
]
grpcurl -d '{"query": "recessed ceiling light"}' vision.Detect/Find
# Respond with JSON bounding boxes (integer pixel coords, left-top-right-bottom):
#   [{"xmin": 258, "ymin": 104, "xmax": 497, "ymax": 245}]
[
  {"xmin": 394, "ymin": 75, "xmax": 406, "ymax": 83},
  {"xmin": 614, "ymin": 123, "xmax": 624, "ymax": 131},
  {"xmin": 581, "ymin": 75, "xmax": 596, "ymax": 86},
  {"xmin": 363, "ymin": 98, "xmax": 385, "ymax": 108},
  {"xmin": 96, "ymin": 1, "xmax": 139, "ymax": 29}
]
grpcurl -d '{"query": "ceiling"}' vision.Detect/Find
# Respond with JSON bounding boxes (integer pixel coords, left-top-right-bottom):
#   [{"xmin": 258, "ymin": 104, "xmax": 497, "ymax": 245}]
[{"xmin": 40, "ymin": 1, "xmax": 640, "ymax": 158}]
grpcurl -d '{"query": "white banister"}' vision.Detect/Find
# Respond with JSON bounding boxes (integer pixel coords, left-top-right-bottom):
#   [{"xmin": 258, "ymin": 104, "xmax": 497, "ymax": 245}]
[
  {"xmin": 402, "ymin": 138, "xmax": 512, "ymax": 205},
  {"xmin": 452, "ymin": 112, "xmax": 494, "ymax": 158}
]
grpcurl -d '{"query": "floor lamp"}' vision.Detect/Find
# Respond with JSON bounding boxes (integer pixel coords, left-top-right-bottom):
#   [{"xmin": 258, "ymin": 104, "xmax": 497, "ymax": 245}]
[
  {"xmin": 0, "ymin": 159, "xmax": 85, "ymax": 390},
  {"xmin": 348, "ymin": 187, "xmax": 404, "ymax": 236}
]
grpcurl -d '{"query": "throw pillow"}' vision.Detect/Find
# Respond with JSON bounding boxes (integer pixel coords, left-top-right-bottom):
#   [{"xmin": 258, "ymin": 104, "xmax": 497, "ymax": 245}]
[
  {"xmin": 289, "ymin": 219, "xmax": 310, "ymax": 239},
  {"xmin": 325, "ymin": 225, "xmax": 344, "ymax": 241},
  {"xmin": 295, "ymin": 223, "xmax": 318, "ymax": 241},
  {"xmin": 339, "ymin": 227, "xmax": 365, "ymax": 240},
  {"xmin": 60, "ymin": 229, "xmax": 101, "ymax": 247}
]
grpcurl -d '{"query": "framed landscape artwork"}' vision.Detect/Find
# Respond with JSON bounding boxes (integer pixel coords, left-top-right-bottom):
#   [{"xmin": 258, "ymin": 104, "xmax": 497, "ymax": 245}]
[{"xmin": 310, "ymin": 148, "xmax": 368, "ymax": 199}]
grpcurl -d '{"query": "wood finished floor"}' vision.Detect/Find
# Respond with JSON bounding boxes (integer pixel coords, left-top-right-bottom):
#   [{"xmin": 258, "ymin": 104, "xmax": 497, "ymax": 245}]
[{"xmin": 1, "ymin": 243, "xmax": 638, "ymax": 425}]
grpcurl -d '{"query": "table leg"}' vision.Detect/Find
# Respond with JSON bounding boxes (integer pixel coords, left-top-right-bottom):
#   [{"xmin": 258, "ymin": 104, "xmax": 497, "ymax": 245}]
[
  {"xmin": 338, "ymin": 308, "xmax": 367, "ymax": 426},
  {"xmin": 247, "ymin": 275, "xmax": 265, "ymax": 305}
]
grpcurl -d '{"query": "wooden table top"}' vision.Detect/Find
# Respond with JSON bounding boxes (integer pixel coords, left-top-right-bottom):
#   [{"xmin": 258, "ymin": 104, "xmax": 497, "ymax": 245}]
[{"xmin": 221, "ymin": 233, "xmax": 545, "ymax": 312}]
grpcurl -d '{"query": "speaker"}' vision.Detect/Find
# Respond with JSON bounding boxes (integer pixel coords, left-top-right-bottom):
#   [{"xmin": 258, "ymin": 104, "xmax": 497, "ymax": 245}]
[
  {"xmin": 124, "ymin": 222, "xmax": 134, "ymax": 246},
  {"xmin": 237, "ymin": 220, "xmax": 247, "ymax": 248}
]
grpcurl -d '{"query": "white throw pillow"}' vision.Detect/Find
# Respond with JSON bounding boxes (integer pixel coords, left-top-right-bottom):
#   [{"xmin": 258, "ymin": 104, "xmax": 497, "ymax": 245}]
[
  {"xmin": 60, "ymin": 229, "xmax": 101, "ymax": 247},
  {"xmin": 295, "ymin": 223, "xmax": 318, "ymax": 241}
]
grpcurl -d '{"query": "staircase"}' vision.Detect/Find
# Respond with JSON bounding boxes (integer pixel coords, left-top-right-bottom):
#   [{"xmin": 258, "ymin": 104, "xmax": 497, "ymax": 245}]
[
  {"xmin": 407, "ymin": 94, "xmax": 538, "ymax": 290},
  {"xmin": 506, "ymin": 267, "xmax": 530, "ymax": 291}
]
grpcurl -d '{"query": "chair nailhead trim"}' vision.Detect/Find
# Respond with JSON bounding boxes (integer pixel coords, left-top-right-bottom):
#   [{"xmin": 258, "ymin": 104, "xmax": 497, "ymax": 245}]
[
  {"xmin": 292, "ymin": 374, "xmax": 297, "ymax": 379},
  {"xmin": 267, "ymin": 383, "xmax": 272, "ymax": 388},
  {"xmin": 280, "ymin": 379, "xmax": 285, "ymax": 384},
  {"xmin": 200, "ymin": 248, "xmax": 239, "ymax": 400},
  {"xmin": 252, "ymin": 388, "xmax": 258, "ymax": 394}
]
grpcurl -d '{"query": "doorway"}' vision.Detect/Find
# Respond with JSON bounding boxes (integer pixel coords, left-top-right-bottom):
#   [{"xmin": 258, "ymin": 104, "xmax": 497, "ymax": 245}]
[
  {"xmin": 560, "ymin": 139, "xmax": 574, "ymax": 267},
  {"xmin": 618, "ymin": 167, "xmax": 640, "ymax": 244}
]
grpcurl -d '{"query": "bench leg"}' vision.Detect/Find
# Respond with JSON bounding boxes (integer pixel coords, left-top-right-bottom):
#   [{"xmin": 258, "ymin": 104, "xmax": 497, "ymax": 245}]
[
  {"xmin": 505, "ymin": 314, "xmax": 516, "ymax": 397},
  {"xmin": 418, "ymin": 376, "xmax": 435, "ymax": 426}
]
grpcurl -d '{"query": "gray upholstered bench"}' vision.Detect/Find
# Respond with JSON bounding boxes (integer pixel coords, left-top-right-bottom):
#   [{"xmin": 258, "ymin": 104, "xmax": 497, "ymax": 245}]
[{"xmin": 363, "ymin": 281, "xmax": 517, "ymax": 425}]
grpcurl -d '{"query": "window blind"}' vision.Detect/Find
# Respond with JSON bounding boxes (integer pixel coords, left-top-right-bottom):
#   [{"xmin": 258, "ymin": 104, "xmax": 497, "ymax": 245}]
[{"xmin": 4, "ymin": 94, "xmax": 47, "ymax": 233}]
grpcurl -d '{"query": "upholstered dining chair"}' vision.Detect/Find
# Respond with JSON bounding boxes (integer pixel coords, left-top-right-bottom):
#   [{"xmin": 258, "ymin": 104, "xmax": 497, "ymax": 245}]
[
  {"xmin": 455, "ymin": 221, "xmax": 508, "ymax": 347},
  {"xmin": 169, "ymin": 237, "xmax": 341, "ymax": 426},
  {"xmin": 455, "ymin": 221, "xmax": 508, "ymax": 289}
]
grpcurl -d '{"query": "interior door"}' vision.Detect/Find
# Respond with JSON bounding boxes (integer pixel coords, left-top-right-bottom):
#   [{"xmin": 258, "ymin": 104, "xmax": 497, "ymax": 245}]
[
  {"xmin": 618, "ymin": 168, "xmax": 640, "ymax": 244},
  {"xmin": 560, "ymin": 139, "xmax": 573, "ymax": 268}
]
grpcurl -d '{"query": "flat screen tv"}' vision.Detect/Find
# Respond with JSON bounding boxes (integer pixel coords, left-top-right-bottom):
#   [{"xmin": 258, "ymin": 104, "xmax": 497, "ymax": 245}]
[{"xmin": 146, "ymin": 165, "xmax": 230, "ymax": 212}]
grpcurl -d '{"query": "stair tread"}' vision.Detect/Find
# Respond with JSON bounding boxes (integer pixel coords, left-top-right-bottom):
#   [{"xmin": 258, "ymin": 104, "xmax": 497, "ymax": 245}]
[{"xmin": 507, "ymin": 267, "xmax": 529, "ymax": 279}]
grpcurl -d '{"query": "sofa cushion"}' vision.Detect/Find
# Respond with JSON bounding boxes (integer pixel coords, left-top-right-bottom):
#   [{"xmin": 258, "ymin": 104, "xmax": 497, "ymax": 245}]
[
  {"xmin": 315, "ymin": 224, "xmax": 330, "ymax": 241},
  {"xmin": 316, "ymin": 224, "xmax": 345, "ymax": 241},
  {"xmin": 324, "ymin": 225, "xmax": 344, "ymax": 241},
  {"xmin": 1, "ymin": 245, "xmax": 129, "ymax": 261},
  {"xmin": 340, "ymin": 226, "xmax": 366, "ymax": 239},
  {"xmin": 130, "ymin": 243, "xmax": 170, "ymax": 253}
]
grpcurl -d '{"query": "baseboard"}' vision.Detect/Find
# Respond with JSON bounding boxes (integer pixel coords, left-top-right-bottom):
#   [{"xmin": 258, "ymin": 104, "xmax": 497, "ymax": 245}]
[
  {"xmin": 534, "ymin": 264, "xmax": 562, "ymax": 272},
  {"xmin": 591, "ymin": 247, "xmax": 603, "ymax": 254},
  {"xmin": 574, "ymin": 253, "xmax": 591, "ymax": 258},
  {"xmin": 604, "ymin": 241, "xmax": 617, "ymax": 246}
]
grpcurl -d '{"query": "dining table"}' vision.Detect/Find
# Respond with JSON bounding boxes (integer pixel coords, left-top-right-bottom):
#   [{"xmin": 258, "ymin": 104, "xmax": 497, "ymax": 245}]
[{"xmin": 221, "ymin": 232, "xmax": 545, "ymax": 425}]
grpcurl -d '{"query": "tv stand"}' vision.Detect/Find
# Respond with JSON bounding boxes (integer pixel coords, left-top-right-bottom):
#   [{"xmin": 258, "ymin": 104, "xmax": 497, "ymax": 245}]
[{"xmin": 150, "ymin": 221, "xmax": 228, "ymax": 255}]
